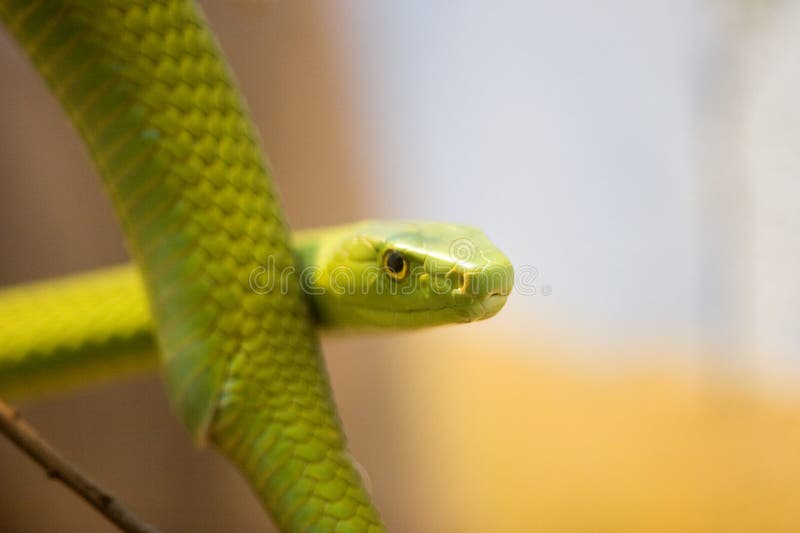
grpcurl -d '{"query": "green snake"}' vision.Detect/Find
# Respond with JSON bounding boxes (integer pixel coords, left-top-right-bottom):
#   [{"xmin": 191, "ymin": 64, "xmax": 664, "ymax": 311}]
[
  {"xmin": 0, "ymin": 221, "xmax": 512, "ymax": 398},
  {"xmin": 0, "ymin": 1, "xmax": 513, "ymax": 531}
]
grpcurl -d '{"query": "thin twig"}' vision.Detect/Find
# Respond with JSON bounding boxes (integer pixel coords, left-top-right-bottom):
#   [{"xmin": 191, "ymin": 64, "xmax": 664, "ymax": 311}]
[{"xmin": 0, "ymin": 398, "xmax": 161, "ymax": 533}]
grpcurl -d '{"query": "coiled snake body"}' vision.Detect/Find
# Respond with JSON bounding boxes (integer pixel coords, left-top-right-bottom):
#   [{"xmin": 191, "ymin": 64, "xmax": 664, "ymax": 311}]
[{"xmin": 0, "ymin": 1, "xmax": 513, "ymax": 531}]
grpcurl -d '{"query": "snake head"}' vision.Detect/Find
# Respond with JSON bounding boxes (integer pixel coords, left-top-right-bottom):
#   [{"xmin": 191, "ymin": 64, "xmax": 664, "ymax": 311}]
[{"xmin": 308, "ymin": 220, "xmax": 514, "ymax": 329}]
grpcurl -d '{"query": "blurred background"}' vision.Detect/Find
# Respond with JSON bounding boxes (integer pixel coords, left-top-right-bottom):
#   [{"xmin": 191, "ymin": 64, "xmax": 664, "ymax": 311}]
[{"xmin": 1, "ymin": 1, "xmax": 800, "ymax": 531}]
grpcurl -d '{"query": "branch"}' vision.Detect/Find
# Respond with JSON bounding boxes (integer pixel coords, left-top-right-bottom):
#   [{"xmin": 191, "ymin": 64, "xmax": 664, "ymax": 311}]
[{"xmin": 0, "ymin": 398, "xmax": 161, "ymax": 533}]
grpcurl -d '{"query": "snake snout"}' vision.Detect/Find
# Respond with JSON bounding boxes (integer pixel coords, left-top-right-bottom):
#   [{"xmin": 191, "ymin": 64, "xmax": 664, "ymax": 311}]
[{"xmin": 477, "ymin": 262, "xmax": 514, "ymax": 300}]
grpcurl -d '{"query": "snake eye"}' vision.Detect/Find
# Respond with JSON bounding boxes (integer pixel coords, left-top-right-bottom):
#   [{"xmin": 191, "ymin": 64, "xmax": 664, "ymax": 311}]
[{"xmin": 383, "ymin": 249, "xmax": 408, "ymax": 280}]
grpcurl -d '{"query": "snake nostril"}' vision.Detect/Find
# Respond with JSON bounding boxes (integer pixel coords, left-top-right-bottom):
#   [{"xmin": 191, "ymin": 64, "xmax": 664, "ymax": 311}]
[{"xmin": 457, "ymin": 272, "xmax": 467, "ymax": 293}]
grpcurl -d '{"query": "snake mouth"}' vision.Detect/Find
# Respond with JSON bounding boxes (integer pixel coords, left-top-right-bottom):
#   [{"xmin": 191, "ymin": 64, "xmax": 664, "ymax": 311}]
[
  {"xmin": 330, "ymin": 287, "xmax": 509, "ymax": 328},
  {"xmin": 480, "ymin": 292, "xmax": 508, "ymax": 317},
  {"xmin": 486, "ymin": 288, "xmax": 511, "ymax": 298},
  {"xmin": 448, "ymin": 284, "xmax": 510, "ymax": 322}
]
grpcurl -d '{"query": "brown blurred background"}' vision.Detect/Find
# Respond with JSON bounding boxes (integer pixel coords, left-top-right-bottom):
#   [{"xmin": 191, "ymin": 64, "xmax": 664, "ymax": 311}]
[{"xmin": 3, "ymin": 2, "xmax": 800, "ymax": 532}]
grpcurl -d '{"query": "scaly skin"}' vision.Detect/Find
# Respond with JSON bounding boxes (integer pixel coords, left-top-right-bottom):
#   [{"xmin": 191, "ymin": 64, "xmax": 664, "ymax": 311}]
[{"xmin": 0, "ymin": 1, "xmax": 382, "ymax": 530}]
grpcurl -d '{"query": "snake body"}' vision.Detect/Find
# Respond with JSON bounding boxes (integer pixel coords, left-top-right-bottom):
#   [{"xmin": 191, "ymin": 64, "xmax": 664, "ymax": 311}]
[{"xmin": 0, "ymin": 1, "xmax": 512, "ymax": 531}]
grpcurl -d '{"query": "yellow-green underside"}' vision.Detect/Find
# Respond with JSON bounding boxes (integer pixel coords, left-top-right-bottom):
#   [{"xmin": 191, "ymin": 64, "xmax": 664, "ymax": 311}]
[{"xmin": 0, "ymin": 266, "xmax": 157, "ymax": 399}]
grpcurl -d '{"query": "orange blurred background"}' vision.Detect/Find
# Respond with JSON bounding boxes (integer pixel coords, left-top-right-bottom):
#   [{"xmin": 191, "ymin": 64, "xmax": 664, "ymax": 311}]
[{"xmin": 2, "ymin": 2, "xmax": 800, "ymax": 532}]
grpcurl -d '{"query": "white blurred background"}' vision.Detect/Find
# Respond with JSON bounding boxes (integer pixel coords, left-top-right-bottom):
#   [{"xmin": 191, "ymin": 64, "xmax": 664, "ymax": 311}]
[
  {"xmin": 324, "ymin": 0, "xmax": 800, "ymax": 386},
  {"xmin": 328, "ymin": 1, "xmax": 707, "ymax": 344}
]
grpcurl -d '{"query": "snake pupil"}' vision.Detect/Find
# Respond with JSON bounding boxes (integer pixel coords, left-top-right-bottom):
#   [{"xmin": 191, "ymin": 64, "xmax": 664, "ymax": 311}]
[{"xmin": 384, "ymin": 250, "xmax": 407, "ymax": 278}]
